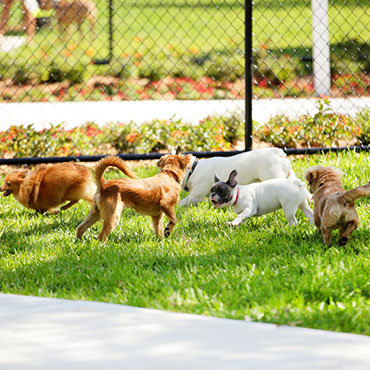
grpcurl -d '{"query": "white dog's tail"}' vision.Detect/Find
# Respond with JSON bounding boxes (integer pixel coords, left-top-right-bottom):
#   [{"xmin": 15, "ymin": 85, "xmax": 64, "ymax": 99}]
[
  {"xmin": 274, "ymin": 149, "xmax": 312, "ymax": 201},
  {"xmin": 270, "ymin": 147, "xmax": 287, "ymax": 157},
  {"xmin": 293, "ymin": 179, "xmax": 312, "ymax": 202}
]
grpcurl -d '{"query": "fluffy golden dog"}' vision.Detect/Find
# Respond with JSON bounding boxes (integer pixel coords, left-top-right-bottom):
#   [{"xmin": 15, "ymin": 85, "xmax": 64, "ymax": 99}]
[
  {"xmin": 1, "ymin": 162, "xmax": 96, "ymax": 214},
  {"xmin": 305, "ymin": 166, "xmax": 370, "ymax": 246},
  {"xmin": 76, "ymin": 152, "xmax": 191, "ymax": 242}
]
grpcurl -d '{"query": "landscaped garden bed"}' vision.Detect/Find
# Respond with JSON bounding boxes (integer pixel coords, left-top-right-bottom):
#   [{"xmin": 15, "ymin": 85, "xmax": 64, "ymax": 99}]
[{"xmin": 1, "ymin": 99, "xmax": 369, "ymax": 159}]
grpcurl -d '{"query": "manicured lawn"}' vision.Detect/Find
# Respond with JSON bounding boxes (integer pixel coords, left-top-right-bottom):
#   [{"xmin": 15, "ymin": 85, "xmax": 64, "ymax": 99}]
[
  {"xmin": 1, "ymin": 0, "xmax": 368, "ymax": 91},
  {"xmin": 0, "ymin": 150, "xmax": 369, "ymax": 335}
]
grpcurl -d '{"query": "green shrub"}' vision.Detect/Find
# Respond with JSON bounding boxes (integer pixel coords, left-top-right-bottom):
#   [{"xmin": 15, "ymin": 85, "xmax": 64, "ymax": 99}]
[
  {"xmin": 1, "ymin": 105, "xmax": 367, "ymax": 159},
  {"xmin": 0, "ymin": 113, "xmax": 245, "ymax": 158},
  {"xmin": 107, "ymin": 59, "xmax": 135, "ymax": 79},
  {"xmin": 354, "ymin": 109, "xmax": 370, "ymax": 145},
  {"xmin": 46, "ymin": 63, "xmax": 67, "ymax": 83},
  {"xmin": 256, "ymin": 99, "xmax": 363, "ymax": 148},
  {"xmin": 204, "ymin": 54, "xmax": 244, "ymax": 83}
]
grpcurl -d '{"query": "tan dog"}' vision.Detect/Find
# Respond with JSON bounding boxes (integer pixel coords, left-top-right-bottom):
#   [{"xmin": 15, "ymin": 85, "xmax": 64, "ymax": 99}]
[
  {"xmin": 305, "ymin": 166, "xmax": 370, "ymax": 246},
  {"xmin": 76, "ymin": 152, "xmax": 191, "ymax": 242},
  {"xmin": 40, "ymin": 0, "xmax": 97, "ymax": 38},
  {"xmin": 1, "ymin": 162, "xmax": 96, "ymax": 214}
]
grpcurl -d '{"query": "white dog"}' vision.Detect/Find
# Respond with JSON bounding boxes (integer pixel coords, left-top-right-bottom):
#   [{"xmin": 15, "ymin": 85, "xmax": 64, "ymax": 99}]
[
  {"xmin": 180, "ymin": 148, "xmax": 298, "ymax": 206},
  {"xmin": 209, "ymin": 169, "xmax": 314, "ymax": 226}
]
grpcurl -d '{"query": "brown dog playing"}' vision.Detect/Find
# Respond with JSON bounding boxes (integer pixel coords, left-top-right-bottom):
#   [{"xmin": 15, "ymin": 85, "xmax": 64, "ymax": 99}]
[
  {"xmin": 76, "ymin": 151, "xmax": 192, "ymax": 242},
  {"xmin": 40, "ymin": 0, "xmax": 97, "ymax": 38},
  {"xmin": 1, "ymin": 162, "xmax": 96, "ymax": 214},
  {"xmin": 56, "ymin": 0, "xmax": 97, "ymax": 38},
  {"xmin": 305, "ymin": 166, "xmax": 370, "ymax": 246}
]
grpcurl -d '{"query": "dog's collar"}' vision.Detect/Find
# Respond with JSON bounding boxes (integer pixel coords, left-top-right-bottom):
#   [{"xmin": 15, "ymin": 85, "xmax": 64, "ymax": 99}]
[
  {"xmin": 232, "ymin": 187, "xmax": 239, "ymax": 206},
  {"xmin": 183, "ymin": 158, "xmax": 199, "ymax": 191}
]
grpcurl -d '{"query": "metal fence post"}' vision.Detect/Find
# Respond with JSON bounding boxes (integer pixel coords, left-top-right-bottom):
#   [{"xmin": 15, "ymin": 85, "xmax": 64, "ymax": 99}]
[
  {"xmin": 311, "ymin": 0, "xmax": 331, "ymax": 96},
  {"xmin": 245, "ymin": 0, "xmax": 253, "ymax": 151},
  {"xmin": 93, "ymin": 0, "xmax": 113, "ymax": 65}
]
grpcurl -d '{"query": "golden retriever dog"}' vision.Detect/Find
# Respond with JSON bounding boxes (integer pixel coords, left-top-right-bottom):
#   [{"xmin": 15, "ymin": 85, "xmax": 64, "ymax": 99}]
[
  {"xmin": 76, "ymin": 151, "xmax": 192, "ymax": 242},
  {"xmin": 1, "ymin": 162, "xmax": 96, "ymax": 214},
  {"xmin": 305, "ymin": 166, "xmax": 370, "ymax": 246}
]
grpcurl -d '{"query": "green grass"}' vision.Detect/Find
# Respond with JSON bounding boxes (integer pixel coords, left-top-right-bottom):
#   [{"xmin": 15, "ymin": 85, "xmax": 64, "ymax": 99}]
[
  {"xmin": 1, "ymin": 0, "xmax": 368, "ymax": 83},
  {"xmin": 0, "ymin": 150, "xmax": 369, "ymax": 335}
]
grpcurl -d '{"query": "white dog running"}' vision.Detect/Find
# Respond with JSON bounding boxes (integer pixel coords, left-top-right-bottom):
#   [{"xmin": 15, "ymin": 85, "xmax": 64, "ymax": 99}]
[
  {"xmin": 180, "ymin": 148, "xmax": 297, "ymax": 206},
  {"xmin": 209, "ymin": 170, "xmax": 314, "ymax": 227}
]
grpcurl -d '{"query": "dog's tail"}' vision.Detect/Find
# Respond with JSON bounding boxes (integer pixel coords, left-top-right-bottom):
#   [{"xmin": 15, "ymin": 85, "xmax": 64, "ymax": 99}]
[
  {"xmin": 293, "ymin": 178, "xmax": 313, "ymax": 202},
  {"xmin": 338, "ymin": 181, "xmax": 370, "ymax": 203},
  {"xmin": 94, "ymin": 156, "xmax": 137, "ymax": 188},
  {"xmin": 294, "ymin": 178, "xmax": 307, "ymax": 192},
  {"xmin": 269, "ymin": 147, "xmax": 287, "ymax": 158}
]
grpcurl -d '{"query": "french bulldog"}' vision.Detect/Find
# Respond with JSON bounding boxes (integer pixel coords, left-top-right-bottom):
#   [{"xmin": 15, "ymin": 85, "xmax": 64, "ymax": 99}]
[{"xmin": 210, "ymin": 170, "xmax": 314, "ymax": 227}]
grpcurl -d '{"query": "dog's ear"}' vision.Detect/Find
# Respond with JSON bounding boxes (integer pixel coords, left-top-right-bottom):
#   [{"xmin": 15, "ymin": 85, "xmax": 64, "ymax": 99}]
[
  {"xmin": 227, "ymin": 170, "xmax": 238, "ymax": 188},
  {"xmin": 175, "ymin": 146, "xmax": 182, "ymax": 155},
  {"xmin": 304, "ymin": 168, "xmax": 314, "ymax": 185},
  {"xmin": 214, "ymin": 173, "xmax": 221, "ymax": 183},
  {"xmin": 178, "ymin": 154, "xmax": 192, "ymax": 169},
  {"xmin": 157, "ymin": 155, "xmax": 166, "ymax": 168},
  {"xmin": 15, "ymin": 169, "xmax": 30, "ymax": 179}
]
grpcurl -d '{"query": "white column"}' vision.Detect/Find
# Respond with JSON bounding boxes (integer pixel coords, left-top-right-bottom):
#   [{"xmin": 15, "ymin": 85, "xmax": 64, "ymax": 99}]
[{"xmin": 311, "ymin": 0, "xmax": 331, "ymax": 96}]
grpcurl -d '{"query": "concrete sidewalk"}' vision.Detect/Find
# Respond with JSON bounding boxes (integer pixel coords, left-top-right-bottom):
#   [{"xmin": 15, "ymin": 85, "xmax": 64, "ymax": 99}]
[
  {"xmin": 0, "ymin": 97, "xmax": 369, "ymax": 131},
  {"xmin": 0, "ymin": 36, "xmax": 26, "ymax": 53},
  {"xmin": 0, "ymin": 293, "xmax": 369, "ymax": 370}
]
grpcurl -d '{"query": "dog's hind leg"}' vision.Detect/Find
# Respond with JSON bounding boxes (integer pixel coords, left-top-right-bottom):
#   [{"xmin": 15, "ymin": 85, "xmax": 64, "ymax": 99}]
[
  {"xmin": 76, "ymin": 203, "xmax": 100, "ymax": 239},
  {"xmin": 151, "ymin": 213, "xmax": 164, "ymax": 237},
  {"xmin": 161, "ymin": 206, "xmax": 177, "ymax": 237},
  {"xmin": 98, "ymin": 202, "xmax": 123, "ymax": 242},
  {"xmin": 338, "ymin": 220, "xmax": 358, "ymax": 246},
  {"xmin": 282, "ymin": 205, "xmax": 299, "ymax": 225},
  {"xmin": 60, "ymin": 200, "xmax": 78, "ymax": 211},
  {"xmin": 299, "ymin": 200, "xmax": 314, "ymax": 224}
]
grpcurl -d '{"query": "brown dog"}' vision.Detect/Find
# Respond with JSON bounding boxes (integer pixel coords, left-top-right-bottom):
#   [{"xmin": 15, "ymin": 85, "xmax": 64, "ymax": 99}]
[
  {"xmin": 40, "ymin": 0, "xmax": 97, "ymax": 38},
  {"xmin": 1, "ymin": 162, "xmax": 96, "ymax": 214},
  {"xmin": 76, "ymin": 152, "xmax": 192, "ymax": 241},
  {"xmin": 305, "ymin": 166, "xmax": 370, "ymax": 246}
]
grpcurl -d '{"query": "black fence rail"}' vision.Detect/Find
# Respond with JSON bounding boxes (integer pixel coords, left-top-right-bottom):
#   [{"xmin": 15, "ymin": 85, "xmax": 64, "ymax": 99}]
[
  {"xmin": 1, "ymin": 145, "xmax": 369, "ymax": 166},
  {"xmin": 0, "ymin": 0, "xmax": 369, "ymax": 164}
]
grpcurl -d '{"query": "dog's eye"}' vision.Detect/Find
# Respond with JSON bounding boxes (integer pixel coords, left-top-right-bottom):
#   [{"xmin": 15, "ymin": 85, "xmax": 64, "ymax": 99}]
[{"xmin": 6, "ymin": 182, "xmax": 11, "ymax": 186}]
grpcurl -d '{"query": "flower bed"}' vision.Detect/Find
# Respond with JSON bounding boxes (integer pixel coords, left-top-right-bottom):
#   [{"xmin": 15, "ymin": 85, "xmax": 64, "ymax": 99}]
[
  {"xmin": 1, "ymin": 74, "xmax": 368, "ymax": 103},
  {"xmin": 1, "ymin": 100, "xmax": 368, "ymax": 159}
]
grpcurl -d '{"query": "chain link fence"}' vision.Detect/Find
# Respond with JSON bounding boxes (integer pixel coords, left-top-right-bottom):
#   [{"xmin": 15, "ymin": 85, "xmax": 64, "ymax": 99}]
[
  {"xmin": 0, "ymin": 0, "xmax": 369, "ymax": 162},
  {"xmin": 252, "ymin": 0, "xmax": 369, "ymax": 152}
]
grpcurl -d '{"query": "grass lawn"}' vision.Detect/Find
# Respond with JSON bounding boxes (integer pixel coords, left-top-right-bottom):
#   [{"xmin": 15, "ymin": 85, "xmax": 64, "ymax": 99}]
[
  {"xmin": 0, "ymin": 150, "xmax": 369, "ymax": 335},
  {"xmin": 1, "ymin": 0, "xmax": 368, "ymax": 82},
  {"xmin": 4, "ymin": 0, "xmax": 367, "ymax": 53}
]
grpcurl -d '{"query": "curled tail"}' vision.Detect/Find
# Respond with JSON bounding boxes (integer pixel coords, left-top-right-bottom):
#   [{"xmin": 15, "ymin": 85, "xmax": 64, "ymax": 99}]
[
  {"xmin": 271, "ymin": 147, "xmax": 287, "ymax": 158},
  {"xmin": 338, "ymin": 181, "xmax": 370, "ymax": 203},
  {"xmin": 94, "ymin": 156, "xmax": 137, "ymax": 189},
  {"xmin": 293, "ymin": 178, "xmax": 313, "ymax": 202}
]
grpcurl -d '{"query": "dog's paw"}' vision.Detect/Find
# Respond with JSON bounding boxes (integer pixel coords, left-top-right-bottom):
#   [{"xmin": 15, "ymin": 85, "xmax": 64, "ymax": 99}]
[
  {"xmin": 164, "ymin": 227, "xmax": 171, "ymax": 237},
  {"xmin": 227, "ymin": 221, "xmax": 240, "ymax": 227},
  {"xmin": 338, "ymin": 237, "xmax": 348, "ymax": 247}
]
